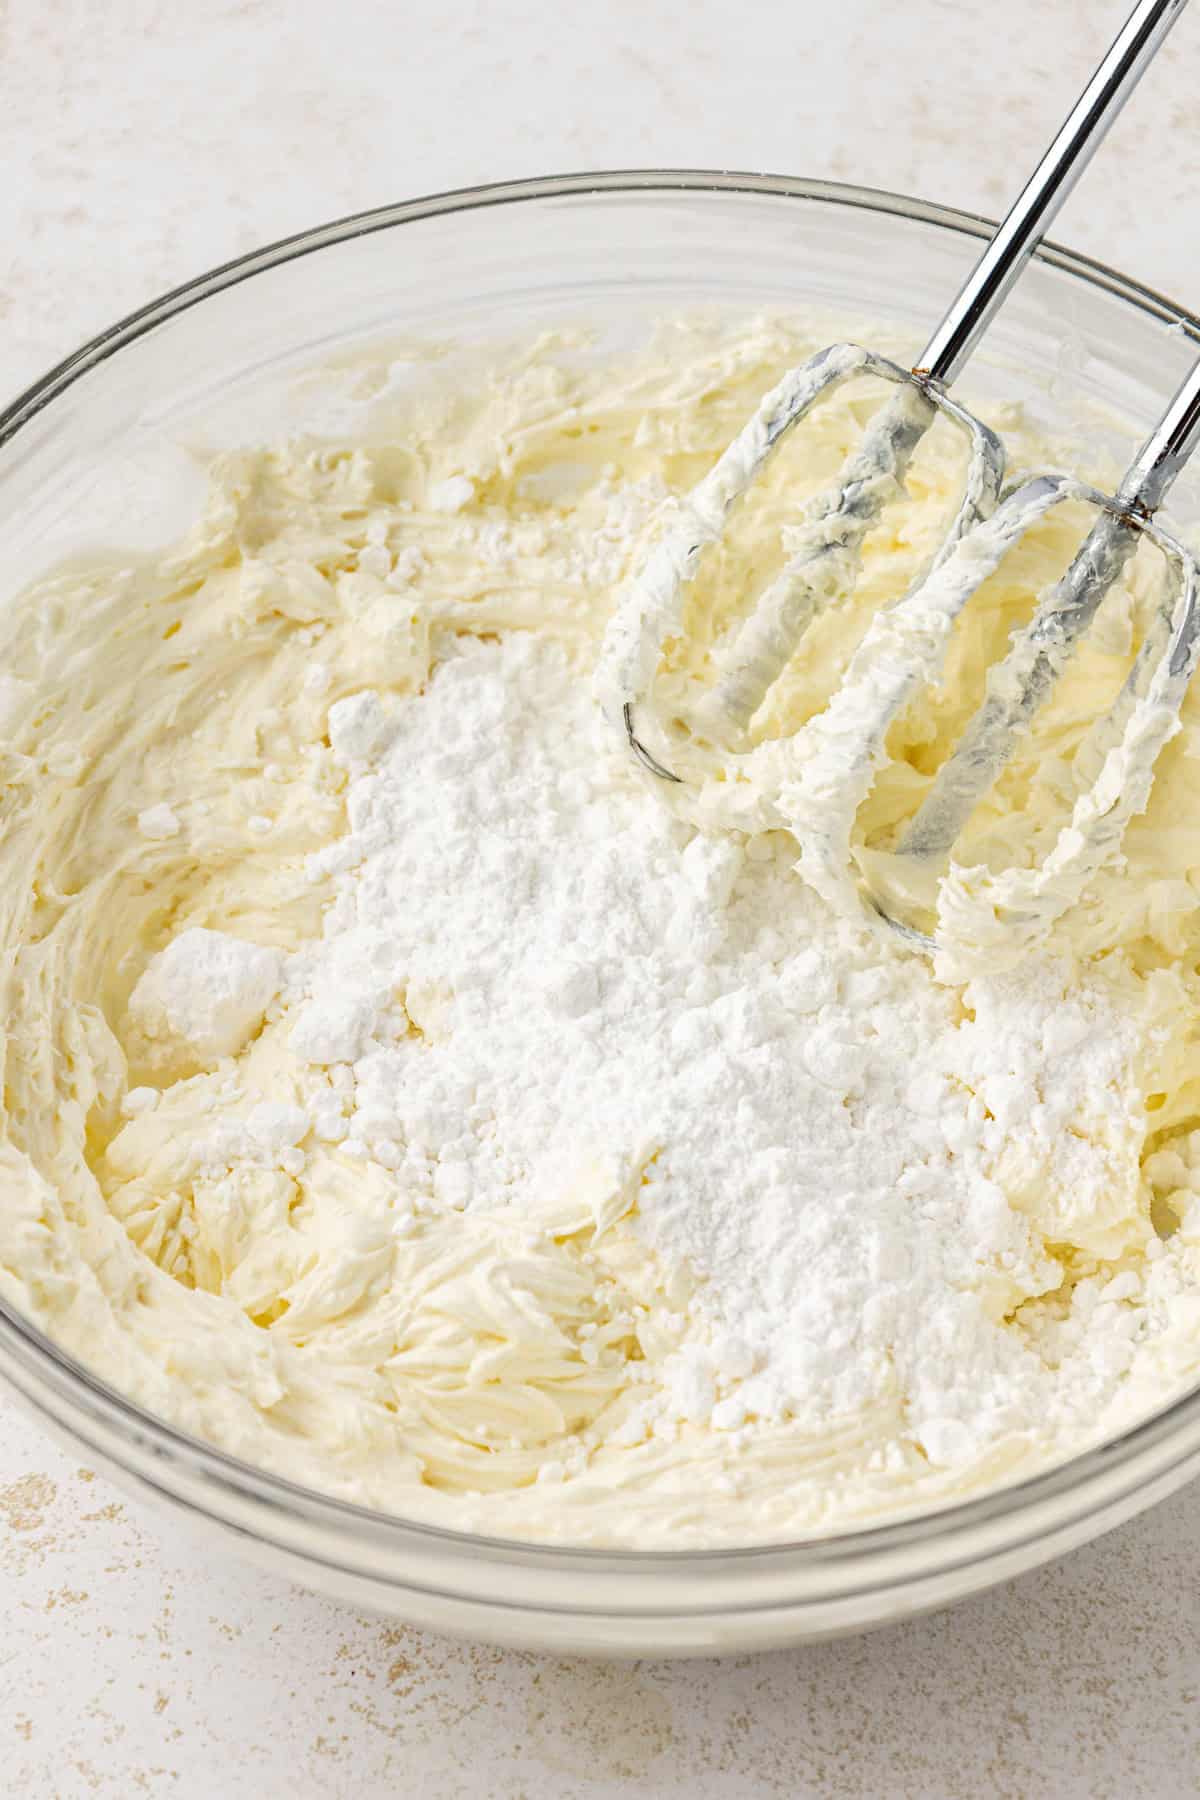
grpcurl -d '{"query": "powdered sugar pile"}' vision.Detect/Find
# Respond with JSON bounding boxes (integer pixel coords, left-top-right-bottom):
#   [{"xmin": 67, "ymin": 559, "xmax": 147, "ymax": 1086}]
[
  {"xmin": 137, "ymin": 631, "xmax": 1152, "ymax": 1457},
  {"xmin": 284, "ymin": 634, "xmax": 1150, "ymax": 1450}
]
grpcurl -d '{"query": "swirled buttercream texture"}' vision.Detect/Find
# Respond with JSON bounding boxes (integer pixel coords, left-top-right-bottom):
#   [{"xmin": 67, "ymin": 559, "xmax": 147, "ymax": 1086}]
[{"xmin": 2, "ymin": 319, "xmax": 1200, "ymax": 1546}]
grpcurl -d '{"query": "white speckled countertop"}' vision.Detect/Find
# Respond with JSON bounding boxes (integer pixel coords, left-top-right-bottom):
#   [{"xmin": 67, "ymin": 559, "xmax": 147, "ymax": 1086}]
[{"xmin": 3, "ymin": 1, "xmax": 1200, "ymax": 1792}]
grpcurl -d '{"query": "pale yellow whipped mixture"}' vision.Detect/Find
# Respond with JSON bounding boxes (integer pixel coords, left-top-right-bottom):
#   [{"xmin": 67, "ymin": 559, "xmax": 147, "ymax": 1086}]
[{"xmin": 3, "ymin": 316, "xmax": 1200, "ymax": 1547}]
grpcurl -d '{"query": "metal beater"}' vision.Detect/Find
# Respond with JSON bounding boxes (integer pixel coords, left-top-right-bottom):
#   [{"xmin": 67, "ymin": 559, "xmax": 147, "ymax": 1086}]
[
  {"xmin": 782, "ymin": 376, "xmax": 1200, "ymax": 958},
  {"xmin": 601, "ymin": 0, "xmax": 1194, "ymax": 953}
]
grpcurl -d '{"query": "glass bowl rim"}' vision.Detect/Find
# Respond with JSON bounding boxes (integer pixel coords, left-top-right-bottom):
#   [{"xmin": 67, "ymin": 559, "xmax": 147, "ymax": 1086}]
[{"xmin": 2, "ymin": 167, "xmax": 1199, "ymax": 1580}]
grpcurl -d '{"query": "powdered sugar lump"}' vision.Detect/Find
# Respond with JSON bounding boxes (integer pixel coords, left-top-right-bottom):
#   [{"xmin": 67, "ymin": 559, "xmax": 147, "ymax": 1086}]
[{"xmin": 128, "ymin": 927, "xmax": 284, "ymax": 1062}]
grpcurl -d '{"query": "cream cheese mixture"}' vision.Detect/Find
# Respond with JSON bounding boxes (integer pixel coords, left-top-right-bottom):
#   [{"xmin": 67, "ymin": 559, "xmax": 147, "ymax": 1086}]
[{"xmin": 3, "ymin": 316, "xmax": 1200, "ymax": 1546}]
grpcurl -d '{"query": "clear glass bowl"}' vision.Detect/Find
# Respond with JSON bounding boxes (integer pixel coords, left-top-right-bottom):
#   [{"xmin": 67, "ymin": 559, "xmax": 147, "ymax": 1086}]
[{"xmin": 3, "ymin": 172, "xmax": 1200, "ymax": 1656}]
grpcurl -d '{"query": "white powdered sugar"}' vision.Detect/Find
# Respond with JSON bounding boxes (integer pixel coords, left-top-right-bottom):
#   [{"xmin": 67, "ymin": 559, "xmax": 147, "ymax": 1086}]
[
  {"xmin": 326, "ymin": 690, "xmax": 394, "ymax": 766},
  {"xmin": 129, "ymin": 927, "xmax": 283, "ymax": 1062},
  {"xmin": 235, "ymin": 629, "xmax": 1147, "ymax": 1456}
]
